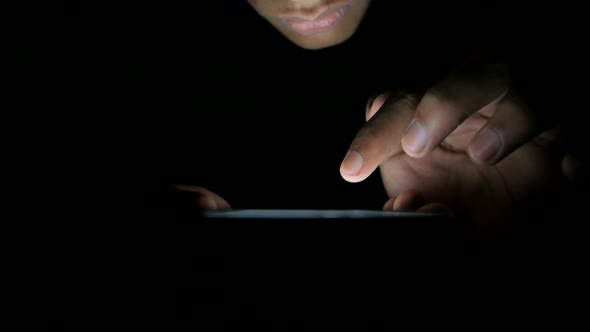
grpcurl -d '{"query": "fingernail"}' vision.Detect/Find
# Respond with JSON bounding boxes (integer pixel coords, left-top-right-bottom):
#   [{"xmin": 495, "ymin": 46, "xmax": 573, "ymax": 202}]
[
  {"xmin": 471, "ymin": 128, "xmax": 501, "ymax": 163},
  {"xmin": 403, "ymin": 119, "xmax": 427, "ymax": 154},
  {"xmin": 341, "ymin": 151, "xmax": 363, "ymax": 175}
]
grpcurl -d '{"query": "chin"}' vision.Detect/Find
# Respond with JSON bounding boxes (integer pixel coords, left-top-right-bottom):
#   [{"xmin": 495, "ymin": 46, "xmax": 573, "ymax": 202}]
[{"xmin": 281, "ymin": 30, "xmax": 356, "ymax": 50}]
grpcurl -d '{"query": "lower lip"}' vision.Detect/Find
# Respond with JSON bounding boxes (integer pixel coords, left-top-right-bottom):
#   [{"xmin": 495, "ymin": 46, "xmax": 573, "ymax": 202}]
[{"xmin": 281, "ymin": 5, "xmax": 351, "ymax": 36}]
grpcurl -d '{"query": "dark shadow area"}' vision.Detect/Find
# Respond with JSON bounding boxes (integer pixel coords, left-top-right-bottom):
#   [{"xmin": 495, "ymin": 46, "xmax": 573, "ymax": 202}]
[{"xmin": 34, "ymin": 0, "xmax": 588, "ymax": 329}]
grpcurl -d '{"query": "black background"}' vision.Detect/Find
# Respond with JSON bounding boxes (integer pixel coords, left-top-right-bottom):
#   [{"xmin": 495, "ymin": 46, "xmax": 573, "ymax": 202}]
[{"xmin": 30, "ymin": 1, "xmax": 588, "ymax": 329}]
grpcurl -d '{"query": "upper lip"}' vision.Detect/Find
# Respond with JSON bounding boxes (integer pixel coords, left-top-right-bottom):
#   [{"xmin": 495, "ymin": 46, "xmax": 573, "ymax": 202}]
[{"xmin": 280, "ymin": 2, "xmax": 350, "ymax": 22}]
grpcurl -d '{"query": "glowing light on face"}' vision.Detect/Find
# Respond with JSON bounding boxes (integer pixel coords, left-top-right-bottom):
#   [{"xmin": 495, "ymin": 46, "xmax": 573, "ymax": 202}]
[{"xmin": 247, "ymin": 0, "xmax": 373, "ymax": 49}]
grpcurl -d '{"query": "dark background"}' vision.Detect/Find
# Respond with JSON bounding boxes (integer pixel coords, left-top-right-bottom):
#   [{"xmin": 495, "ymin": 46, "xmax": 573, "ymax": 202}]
[
  {"xmin": 104, "ymin": 0, "xmax": 587, "ymax": 209},
  {"xmin": 40, "ymin": 1, "xmax": 587, "ymax": 208},
  {"xmin": 32, "ymin": 1, "xmax": 588, "ymax": 329}
]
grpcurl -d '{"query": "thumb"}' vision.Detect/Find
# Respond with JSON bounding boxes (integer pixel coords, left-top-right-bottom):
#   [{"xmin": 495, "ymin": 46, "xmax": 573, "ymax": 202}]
[{"xmin": 169, "ymin": 185, "xmax": 232, "ymax": 210}]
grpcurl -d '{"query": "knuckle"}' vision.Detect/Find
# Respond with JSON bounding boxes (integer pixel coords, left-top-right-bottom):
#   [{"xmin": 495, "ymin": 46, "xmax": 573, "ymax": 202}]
[
  {"xmin": 365, "ymin": 92, "xmax": 391, "ymax": 121},
  {"xmin": 391, "ymin": 90, "xmax": 419, "ymax": 108}
]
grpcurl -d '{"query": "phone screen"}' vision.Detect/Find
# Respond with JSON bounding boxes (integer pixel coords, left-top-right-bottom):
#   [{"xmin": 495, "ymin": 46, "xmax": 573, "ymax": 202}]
[{"xmin": 201, "ymin": 209, "xmax": 449, "ymax": 219}]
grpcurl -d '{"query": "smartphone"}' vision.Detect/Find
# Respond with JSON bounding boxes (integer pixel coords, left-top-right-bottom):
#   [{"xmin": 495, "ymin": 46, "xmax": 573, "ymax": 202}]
[{"xmin": 201, "ymin": 209, "xmax": 450, "ymax": 219}]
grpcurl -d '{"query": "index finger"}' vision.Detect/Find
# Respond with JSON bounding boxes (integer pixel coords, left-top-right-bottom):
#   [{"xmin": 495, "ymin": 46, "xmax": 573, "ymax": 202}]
[{"xmin": 340, "ymin": 91, "xmax": 418, "ymax": 183}]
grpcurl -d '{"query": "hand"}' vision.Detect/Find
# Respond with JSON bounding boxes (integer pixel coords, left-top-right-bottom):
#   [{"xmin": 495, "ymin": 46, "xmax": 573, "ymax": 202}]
[
  {"xmin": 340, "ymin": 60, "xmax": 571, "ymax": 225},
  {"xmin": 166, "ymin": 185, "xmax": 231, "ymax": 210}
]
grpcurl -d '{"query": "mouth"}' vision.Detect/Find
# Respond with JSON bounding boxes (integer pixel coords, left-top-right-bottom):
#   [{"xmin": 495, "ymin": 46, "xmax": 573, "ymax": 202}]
[{"xmin": 280, "ymin": 2, "xmax": 352, "ymax": 36}]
